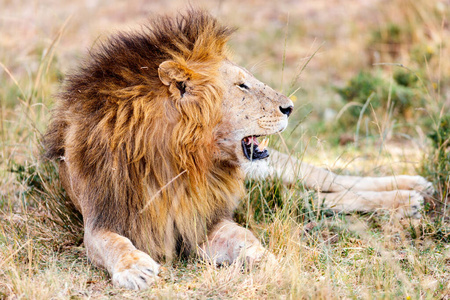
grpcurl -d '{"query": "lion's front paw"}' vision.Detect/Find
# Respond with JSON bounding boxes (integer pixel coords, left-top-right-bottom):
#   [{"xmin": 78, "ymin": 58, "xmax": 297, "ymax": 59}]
[
  {"xmin": 412, "ymin": 176, "xmax": 435, "ymax": 196},
  {"xmin": 400, "ymin": 175, "xmax": 434, "ymax": 196},
  {"xmin": 394, "ymin": 190, "xmax": 424, "ymax": 219},
  {"xmin": 112, "ymin": 250, "xmax": 160, "ymax": 290},
  {"xmin": 240, "ymin": 244, "xmax": 277, "ymax": 268}
]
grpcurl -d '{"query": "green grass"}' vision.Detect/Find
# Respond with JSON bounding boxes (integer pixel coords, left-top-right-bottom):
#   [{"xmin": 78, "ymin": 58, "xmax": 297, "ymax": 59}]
[{"xmin": 1, "ymin": 0, "xmax": 450, "ymax": 298}]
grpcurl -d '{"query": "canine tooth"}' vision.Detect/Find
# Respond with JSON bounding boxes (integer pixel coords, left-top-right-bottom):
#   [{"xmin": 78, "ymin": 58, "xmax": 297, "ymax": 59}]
[{"xmin": 258, "ymin": 138, "xmax": 269, "ymax": 150}]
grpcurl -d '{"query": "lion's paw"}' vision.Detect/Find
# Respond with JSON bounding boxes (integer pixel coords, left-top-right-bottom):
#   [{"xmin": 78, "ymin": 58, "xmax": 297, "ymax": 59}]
[
  {"xmin": 400, "ymin": 175, "xmax": 434, "ymax": 196},
  {"xmin": 240, "ymin": 244, "xmax": 277, "ymax": 268},
  {"xmin": 112, "ymin": 250, "xmax": 160, "ymax": 290},
  {"xmin": 395, "ymin": 190, "xmax": 424, "ymax": 219},
  {"xmin": 411, "ymin": 176, "xmax": 435, "ymax": 196}
]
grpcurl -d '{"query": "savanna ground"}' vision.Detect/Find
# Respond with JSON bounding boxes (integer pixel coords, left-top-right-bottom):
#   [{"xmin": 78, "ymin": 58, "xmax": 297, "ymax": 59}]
[{"xmin": 1, "ymin": 0, "xmax": 450, "ymax": 298}]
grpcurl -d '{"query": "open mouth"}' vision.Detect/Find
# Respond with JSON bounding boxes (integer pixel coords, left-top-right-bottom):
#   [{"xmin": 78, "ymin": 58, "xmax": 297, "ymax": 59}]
[{"xmin": 241, "ymin": 136, "xmax": 269, "ymax": 161}]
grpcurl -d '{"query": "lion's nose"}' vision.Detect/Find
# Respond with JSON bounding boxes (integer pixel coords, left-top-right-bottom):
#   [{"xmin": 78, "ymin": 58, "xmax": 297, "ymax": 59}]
[{"xmin": 279, "ymin": 105, "xmax": 293, "ymax": 117}]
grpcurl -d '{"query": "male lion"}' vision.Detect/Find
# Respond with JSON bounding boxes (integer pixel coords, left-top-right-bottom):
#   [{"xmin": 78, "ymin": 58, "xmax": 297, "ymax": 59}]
[{"xmin": 44, "ymin": 10, "xmax": 433, "ymax": 290}]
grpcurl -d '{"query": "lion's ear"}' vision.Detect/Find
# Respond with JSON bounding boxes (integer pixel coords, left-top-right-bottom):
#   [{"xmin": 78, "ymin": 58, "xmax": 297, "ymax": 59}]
[
  {"xmin": 158, "ymin": 61, "xmax": 192, "ymax": 97},
  {"xmin": 158, "ymin": 61, "xmax": 191, "ymax": 86}
]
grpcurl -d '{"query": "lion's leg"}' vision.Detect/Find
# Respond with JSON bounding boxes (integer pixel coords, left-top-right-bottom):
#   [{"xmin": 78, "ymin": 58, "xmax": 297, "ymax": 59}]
[
  {"xmin": 319, "ymin": 189, "xmax": 423, "ymax": 218},
  {"xmin": 269, "ymin": 150, "xmax": 433, "ymax": 194},
  {"xmin": 199, "ymin": 220, "xmax": 274, "ymax": 266},
  {"xmin": 84, "ymin": 226, "xmax": 160, "ymax": 290}
]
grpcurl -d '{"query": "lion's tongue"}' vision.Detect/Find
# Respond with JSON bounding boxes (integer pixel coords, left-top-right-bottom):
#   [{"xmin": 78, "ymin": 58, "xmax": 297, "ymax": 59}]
[
  {"xmin": 244, "ymin": 136, "xmax": 260, "ymax": 146},
  {"xmin": 244, "ymin": 136, "xmax": 269, "ymax": 151}
]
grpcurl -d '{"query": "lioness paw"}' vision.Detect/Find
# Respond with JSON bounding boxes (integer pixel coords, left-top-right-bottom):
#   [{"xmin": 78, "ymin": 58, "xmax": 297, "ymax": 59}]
[
  {"xmin": 394, "ymin": 190, "xmax": 424, "ymax": 219},
  {"xmin": 112, "ymin": 250, "xmax": 160, "ymax": 290}
]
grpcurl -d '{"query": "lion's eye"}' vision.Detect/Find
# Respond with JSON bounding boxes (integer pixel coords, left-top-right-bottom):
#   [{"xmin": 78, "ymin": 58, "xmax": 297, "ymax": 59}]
[{"xmin": 238, "ymin": 83, "xmax": 249, "ymax": 90}]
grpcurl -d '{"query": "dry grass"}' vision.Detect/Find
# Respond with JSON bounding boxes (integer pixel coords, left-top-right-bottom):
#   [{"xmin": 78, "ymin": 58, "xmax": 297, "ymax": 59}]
[{"xmin": 1, "ymin": 0, "xmax": 450, "ymax": 298}]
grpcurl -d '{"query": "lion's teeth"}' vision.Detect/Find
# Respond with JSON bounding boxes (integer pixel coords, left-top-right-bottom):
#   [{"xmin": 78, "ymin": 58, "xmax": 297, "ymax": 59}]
[{"xmin": 258, "ymin": 138, "xmax": 269, "ymax": 151}]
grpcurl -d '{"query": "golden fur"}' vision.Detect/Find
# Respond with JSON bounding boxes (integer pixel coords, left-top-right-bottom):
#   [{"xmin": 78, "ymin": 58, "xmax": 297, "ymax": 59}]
[
  {"xmin": 45, "ymin": 11, "xmax": 244, "ymax": 260},
  {"xmin": 45, "ymin": 10, "xmax": 295, "ymax": 289}
]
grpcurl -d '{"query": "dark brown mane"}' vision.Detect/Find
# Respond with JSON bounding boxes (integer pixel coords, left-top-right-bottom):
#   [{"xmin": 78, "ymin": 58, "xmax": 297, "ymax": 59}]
[
  {"xmin": 45, "ymin": 10, "xmax": 234, "ymax": 160},
  {"xmin": 44, "ymin": 10, "xmax": 243, "ymax": 260}
]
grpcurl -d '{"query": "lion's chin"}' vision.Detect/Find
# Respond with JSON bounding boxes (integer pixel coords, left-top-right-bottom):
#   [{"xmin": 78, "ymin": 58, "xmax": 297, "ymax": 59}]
[
  {"xmin": 241, "ymin": 157, "xmax": 271, "ymax": 180},
  {"xmin": 241, "ymin": 136, "xmax": 269, "ymax": 161}
]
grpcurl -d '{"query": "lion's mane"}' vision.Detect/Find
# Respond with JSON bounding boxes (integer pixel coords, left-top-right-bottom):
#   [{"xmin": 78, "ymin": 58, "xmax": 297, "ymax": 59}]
[{"xmin": 44, "ymin": 10, "xmax": 244, "ymax": 260}]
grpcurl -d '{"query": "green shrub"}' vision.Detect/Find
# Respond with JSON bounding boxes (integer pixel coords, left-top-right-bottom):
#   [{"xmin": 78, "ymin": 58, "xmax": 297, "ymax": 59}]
[
  {"xmin": 426, "ymin": 115, "xmax": 450, "ymax": 194},
  {"xmin": 335, "ymin": 71, "xmax": 385, "ymax": 118},
  {"xmin": 393, "ymin": 69, "xmax": 418, "ymax": 87},
  {"xmin": 234, "ymin": 175, "xmax": 326, "ymax": 228},
  {"xmin": 235, "ymin": 179, "xmax": 286, "ymax": 224},
  {"xmin": 368, "ymin": 23, "xmax": 413, "ymax": 60},
  {"xmin": 428, "ymin": 115, "xmax": 450, "ymax": 148},
  {"xmin": 370, "ymin": 23, "xmax": 408, "ymax": 46},
  {"xmin": 335, "ymin": 70, "xmax": 426, "ymax": 131}
]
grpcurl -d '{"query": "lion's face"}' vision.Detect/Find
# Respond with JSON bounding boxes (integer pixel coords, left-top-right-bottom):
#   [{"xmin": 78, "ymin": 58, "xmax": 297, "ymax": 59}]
[{"xmin": 217, "ymin": 60, "xmax": 293, "ymax": 171}]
